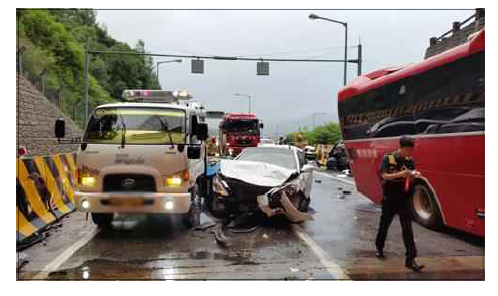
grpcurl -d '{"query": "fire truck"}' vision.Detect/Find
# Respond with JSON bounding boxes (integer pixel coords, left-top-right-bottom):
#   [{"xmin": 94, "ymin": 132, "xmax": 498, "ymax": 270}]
[{"xmin": 218, "ymin": 113, "xmax": 264, "ymax": 157}]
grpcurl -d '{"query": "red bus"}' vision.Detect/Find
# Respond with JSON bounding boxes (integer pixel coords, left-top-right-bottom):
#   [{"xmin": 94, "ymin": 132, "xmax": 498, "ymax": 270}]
[
  {"xmin": 218, "ymin": 113, "xmax": 263, "ymax": 157},
  {"xmin": 338, "ymin": 29, "xmax": 484, "ymax": 237}
]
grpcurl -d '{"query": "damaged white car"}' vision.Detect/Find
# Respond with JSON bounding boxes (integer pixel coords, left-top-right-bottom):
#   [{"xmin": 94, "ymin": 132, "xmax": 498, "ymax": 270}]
[{"xmin": 206, "ymin": 145, "xmax": 315, "ymax": 223}]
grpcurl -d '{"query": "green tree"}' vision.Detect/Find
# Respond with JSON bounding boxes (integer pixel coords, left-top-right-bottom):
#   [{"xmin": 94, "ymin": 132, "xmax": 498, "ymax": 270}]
[{"xmin": 17, "ymin": 9, "xmax": 162, "ymax": 127}]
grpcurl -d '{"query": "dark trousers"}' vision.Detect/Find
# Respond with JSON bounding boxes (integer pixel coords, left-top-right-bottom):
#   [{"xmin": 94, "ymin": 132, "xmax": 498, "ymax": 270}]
[{"xmin": 375, "ymin": 197, "xmax": 417, "ymax": 259}]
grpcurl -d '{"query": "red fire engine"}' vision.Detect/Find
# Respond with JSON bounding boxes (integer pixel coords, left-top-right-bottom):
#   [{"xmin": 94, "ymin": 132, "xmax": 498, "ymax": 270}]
[{"xmin": 218, "ymin": 113, "xmax": 263, "ymax": 157}]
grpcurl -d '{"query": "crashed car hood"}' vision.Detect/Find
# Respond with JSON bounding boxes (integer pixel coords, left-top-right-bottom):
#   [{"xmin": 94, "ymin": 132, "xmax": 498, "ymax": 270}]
[{"xmin": 219, "ymin": 160, "xmax": 297, "ymax": 187}]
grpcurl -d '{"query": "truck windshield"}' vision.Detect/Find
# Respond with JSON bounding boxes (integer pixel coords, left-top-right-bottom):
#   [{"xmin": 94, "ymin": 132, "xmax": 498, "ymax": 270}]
[
  {"xmin": 83, "ymin": 107, "xmax": 186, "ymax": 144},
  {"xmin": 226, "ymin": 119, "xmax": 259, "ymax": 134}
]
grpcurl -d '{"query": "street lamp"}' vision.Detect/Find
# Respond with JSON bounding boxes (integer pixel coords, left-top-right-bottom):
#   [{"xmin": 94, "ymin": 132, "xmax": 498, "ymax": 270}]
[
  {"xmin": 309, "ymin": 13, "xmax": 348, "ymax": 86},
  {"xmin": 312, "ymin": 112, "xmax": 327, "ymax": 130},
  {"xmin": 234, "ymin": 93, "xmax": 252, "ymax": 114},
  {"xmin": 156, "ymin": 59, "xmax": 182, "ymax": 85}
]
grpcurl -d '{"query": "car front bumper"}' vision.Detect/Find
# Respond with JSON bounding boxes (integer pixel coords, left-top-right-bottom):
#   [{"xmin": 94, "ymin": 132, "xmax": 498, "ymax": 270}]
[{"xmin": 75, "ymin": 191, "xmax": 191, "ymax": 214}]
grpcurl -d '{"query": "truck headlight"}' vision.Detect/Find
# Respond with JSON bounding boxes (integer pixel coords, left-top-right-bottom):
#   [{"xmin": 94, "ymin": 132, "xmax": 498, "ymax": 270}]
[
  {"xmin": 81, "ymin": 199, "xmax": 90, "ymax": 209},
  {"xmin": 213, "ymin": 175, "xmax": 229, "ymax": 196},
  {"xmin": 164, "ymin": 201, "xmax": 174, "ymax": 210},
  {"xmin": 81, "ymin": 176, "xmax": 96, "ymax": 187},
  {"xmin": 164, "ymin": 169, "xmax": 189, "ymax": 187}
]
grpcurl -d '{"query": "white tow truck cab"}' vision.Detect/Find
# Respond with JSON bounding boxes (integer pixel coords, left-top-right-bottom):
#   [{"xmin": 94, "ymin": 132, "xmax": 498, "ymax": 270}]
[{"xmin": 54, "ymin": 89, "xmax": 209, "ymax": 229}]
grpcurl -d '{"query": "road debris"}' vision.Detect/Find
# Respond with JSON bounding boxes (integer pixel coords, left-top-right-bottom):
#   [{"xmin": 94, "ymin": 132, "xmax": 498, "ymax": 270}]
[
  {"xmin": 214, "ymin": 223, "xmax": 229, "ymax": 248},
  {"xmin": 262, "ymin": 233, "xmax": 269, "ymax": 239},
  {"xmin": 16, "ymin": 252, "xmax": 29, "ymax": 271},
  {"xmin": 290, "ymin": 267, "xmax": 299, "ymax": 273}
]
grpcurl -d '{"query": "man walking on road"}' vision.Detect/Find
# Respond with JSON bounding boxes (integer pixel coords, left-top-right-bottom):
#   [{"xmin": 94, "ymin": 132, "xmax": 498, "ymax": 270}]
[{"xmin": 375, "ymin": 135, "xmax": 425, "ymax": 272}]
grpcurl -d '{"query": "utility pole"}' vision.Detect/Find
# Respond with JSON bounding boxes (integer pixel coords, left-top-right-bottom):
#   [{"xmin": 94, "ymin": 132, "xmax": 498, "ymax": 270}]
[
  {"xmin": 357, "ymin": 42, "xmax": 362, "ymax": 76},
  {"xmin": 84, "ymin": 37, "xmax": 90, "ymax": 124}
]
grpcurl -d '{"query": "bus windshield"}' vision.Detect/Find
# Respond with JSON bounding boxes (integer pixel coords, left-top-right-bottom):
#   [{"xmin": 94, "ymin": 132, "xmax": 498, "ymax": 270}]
[
  {"xmin": 226, "ymin": 119, "xmax": 259, "ymax": 134},
  {"xmin": 83, "ymin": 107, "xmax": 186, "ymax": 144}
]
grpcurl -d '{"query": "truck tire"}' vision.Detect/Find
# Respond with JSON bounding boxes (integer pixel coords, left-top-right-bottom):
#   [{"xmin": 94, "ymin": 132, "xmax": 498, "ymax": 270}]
[
  {"xmin": 411, "ymin": 183, "xmax": 444, "ymax": 230},
  {"xmin": 91, "ymin": 213, "xmax": 113, "ymax": 229},
  {"xmin": 182, "ymin": 183, "xmax": 201, "ymax": 228}
]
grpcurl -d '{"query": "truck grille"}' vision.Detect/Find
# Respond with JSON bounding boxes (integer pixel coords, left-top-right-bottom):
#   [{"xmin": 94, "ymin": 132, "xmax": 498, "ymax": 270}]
[{"xmin": 103, "ymin": 174, "xmax": 156, "ymax": 192}]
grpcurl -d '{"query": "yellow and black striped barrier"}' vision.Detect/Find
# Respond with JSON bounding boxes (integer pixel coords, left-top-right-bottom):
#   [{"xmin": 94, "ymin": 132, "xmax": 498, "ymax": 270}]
[{"xmin": 16, "ymin": 152, "xmax": 77, "ymax": 243}]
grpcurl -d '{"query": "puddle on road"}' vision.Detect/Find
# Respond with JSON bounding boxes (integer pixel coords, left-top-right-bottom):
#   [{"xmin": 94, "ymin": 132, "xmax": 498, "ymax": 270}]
[{"xmin": 46, "ymin": 249, "xmax": 262, "ymax": 280}]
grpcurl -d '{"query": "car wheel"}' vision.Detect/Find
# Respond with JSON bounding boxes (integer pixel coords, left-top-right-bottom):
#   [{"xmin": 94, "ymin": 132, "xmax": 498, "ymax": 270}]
[
  {"xmin": 91, "ymin": 213, "xmax": 113, "ymax": 229},
  {"xmin": 182, "ymin": 183, "xmax": 201, "ymax": 228},
  {"xmin": 411, "ymin": 183, "xmax": 443, "ymax": 230}
]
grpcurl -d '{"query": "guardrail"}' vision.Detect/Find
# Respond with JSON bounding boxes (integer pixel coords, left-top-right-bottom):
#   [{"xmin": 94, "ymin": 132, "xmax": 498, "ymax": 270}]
[{"xmin": 16, "ymin": 153, "xmax": 77, "ymax": 244}]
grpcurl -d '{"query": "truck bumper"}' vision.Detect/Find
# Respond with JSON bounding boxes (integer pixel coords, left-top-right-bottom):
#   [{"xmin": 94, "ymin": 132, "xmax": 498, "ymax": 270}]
[{"xmin": 75, "ymin": 191, "xmax": 191, "ymax": 214}]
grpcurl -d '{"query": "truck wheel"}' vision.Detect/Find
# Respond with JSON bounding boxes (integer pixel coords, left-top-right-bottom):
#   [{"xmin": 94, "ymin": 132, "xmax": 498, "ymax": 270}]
[
  {"xmin": 411, "ymin": 184, "xmax": 443, "ymax": 230},
  {"xmin": 182, "ymin": 184, "xmax": 201, "ymax": 228},
  {"xmin": 91, "ymin": 213, "xmax": 113, "ymax": 229}
]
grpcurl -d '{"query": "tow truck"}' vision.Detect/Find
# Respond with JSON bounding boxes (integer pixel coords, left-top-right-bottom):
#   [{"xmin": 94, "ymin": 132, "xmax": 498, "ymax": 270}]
[{"xmin": 54, "ymin": 90, "xmax": 209, "ymax": 229}]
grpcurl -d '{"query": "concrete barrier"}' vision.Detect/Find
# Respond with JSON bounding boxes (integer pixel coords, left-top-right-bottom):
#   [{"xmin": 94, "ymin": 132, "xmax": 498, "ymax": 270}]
[{"xmin": 16, "ymin": 153, "xmax": 77, "ymax": 243}]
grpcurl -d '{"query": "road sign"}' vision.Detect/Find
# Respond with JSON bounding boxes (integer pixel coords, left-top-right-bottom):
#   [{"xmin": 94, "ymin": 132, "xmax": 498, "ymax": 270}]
[
  {"xmin": 192, "ymin": 59, "xmax": 204, "ymax": 74},
  {"xmin": 257, "ymin": 61, "xmax": 269, "ymax": 76}
]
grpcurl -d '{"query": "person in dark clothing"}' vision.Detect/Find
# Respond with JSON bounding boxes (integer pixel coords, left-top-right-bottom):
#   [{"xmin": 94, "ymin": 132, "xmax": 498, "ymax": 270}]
[{"xmin": 375, "ymin": 135, "xmax": 425, "ymax": 272}]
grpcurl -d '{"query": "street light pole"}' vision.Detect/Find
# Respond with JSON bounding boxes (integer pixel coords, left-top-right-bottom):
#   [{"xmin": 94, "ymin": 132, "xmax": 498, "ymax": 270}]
[
  {"xmin": 234, "ymin": 93, "xmax": 252, "ymax": 114},
  {"xmin": 309, "ymin": 13, "xmax": 348, "ymax": 86},
  {"xmin": 156, "ymin": 59, "xmax": 182, "ymax": 87}
]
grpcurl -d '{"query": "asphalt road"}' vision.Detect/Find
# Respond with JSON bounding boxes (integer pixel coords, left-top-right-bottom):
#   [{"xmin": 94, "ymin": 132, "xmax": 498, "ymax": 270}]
[{"xmin": 18, "ymin": 169, "xmax": 484, "ymax": 280}]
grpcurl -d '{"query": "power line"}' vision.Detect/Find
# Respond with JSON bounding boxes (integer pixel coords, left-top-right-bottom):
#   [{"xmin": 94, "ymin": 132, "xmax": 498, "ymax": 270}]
[
  {"xmin": 237, "ymin": 45, "xmax": 359, "ymax": 59},
  {"xmin": 88, "ymin": 49, "xmax": 361, "ymax": 63}
]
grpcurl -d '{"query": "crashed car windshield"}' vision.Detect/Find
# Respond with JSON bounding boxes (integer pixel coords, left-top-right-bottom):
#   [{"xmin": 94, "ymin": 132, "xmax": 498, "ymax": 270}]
[{"xmin": 235, "ymin": 147, "xmax": 297, "ymax": 171}]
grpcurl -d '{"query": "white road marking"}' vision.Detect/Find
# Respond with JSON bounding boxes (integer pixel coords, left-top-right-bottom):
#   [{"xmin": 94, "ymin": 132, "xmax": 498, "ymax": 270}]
[
  {"xmin": 31, "ymin": 226, "xmax": 100, "ymax": 280},
  {"xmin": 291, "ymin": 224, "xmax": 350, "ymax": 280}
]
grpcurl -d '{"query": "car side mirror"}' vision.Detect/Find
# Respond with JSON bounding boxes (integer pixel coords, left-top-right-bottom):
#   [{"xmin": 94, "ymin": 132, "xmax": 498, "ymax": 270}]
[
  {"xmin": 187, "ymin": 145, "xmax": 201, "ymax": 159},
  {"xmin": 197, "ymin": 123, "xmax": 208, "ymax": 141},
  {"xmin": 55, "ymin": 118, "xmax": 66, "ymax": 138},
  {"xmin": 260, "ymin": 123, "xmax": 264, "ymax": 129}
]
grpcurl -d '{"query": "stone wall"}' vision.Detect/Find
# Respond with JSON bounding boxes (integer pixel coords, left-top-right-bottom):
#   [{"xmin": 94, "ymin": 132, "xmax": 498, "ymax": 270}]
[
  {"xmin": 425, "ymin": 9, "xmax": 485, "ymax": 59},
  {"xmin": 16, "ymin": 73, "xmax": 82, "ymax": 156}
]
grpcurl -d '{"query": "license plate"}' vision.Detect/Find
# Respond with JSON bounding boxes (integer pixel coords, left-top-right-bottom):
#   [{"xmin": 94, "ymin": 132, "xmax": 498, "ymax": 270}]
[{"xmin": 108, "ymin": 198, "xmax": 143, "ymax": 206}]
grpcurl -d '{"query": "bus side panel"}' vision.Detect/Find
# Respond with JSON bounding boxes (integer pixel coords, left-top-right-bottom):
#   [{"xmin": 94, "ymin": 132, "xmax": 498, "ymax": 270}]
[
  {"xmin": 414, "ymin": 134, "xmax": 484, "ymax": 236},
  {"xmin": 346, "ymin": 140, "xmax": 395, "ymax": 204},
  {"xmin": 346, "ymin": 135, "xmax": 484, "ymax": 237}
]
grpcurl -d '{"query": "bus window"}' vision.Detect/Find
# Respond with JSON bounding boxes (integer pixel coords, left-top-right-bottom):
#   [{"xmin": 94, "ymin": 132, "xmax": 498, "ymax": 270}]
[{"xmin": 412, "ymin": 52, "xmax": 484, "ymax": 135}]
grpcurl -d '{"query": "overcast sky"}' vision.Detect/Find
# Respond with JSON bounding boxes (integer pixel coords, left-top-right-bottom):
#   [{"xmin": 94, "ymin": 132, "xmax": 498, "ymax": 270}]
[{"xmin": 96, "ymin": 9, "xmax": 472, "ymax": 136}]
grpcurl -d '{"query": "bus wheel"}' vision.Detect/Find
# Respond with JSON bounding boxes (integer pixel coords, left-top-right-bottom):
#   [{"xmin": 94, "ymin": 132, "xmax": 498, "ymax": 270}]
[
  {"xmin": 411, "ymin": 184, "xmax": 443, "ymax": 230},
  {"xmin": 91, "ymin": 213, "xmax": 113, "ymax": 229},
  {"xmin": 182, "ymin": 184, "xmax": 201, "ymax": 228}
]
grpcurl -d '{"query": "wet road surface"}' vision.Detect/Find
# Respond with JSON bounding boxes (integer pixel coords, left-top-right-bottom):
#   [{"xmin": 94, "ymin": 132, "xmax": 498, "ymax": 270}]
[{"xmin": 18, "ymin": 169, "xmax": 484, "ymax": 280}]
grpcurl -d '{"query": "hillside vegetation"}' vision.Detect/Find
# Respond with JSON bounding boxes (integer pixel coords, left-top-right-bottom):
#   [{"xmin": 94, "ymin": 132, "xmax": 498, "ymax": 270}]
[{"xmin": 17, "ymin": 9, "xmax": 160, "ymax": 127}]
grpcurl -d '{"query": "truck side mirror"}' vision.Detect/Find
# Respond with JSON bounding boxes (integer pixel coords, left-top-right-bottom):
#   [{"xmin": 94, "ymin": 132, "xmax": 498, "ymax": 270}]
[
  {"xmin": 260, "ymin": 123, "xmax": 264, "ymax": 129},
  {"xmin": 55, "ymin": 118, "xmax": 66, "ymax": 138},
  {"xmin": 187, "ymin": 146, "xmax": 201, "ymax": 159},
  {"xmin": 197, "ymin": 123, "xmax": 208, "ymax": 141}
]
